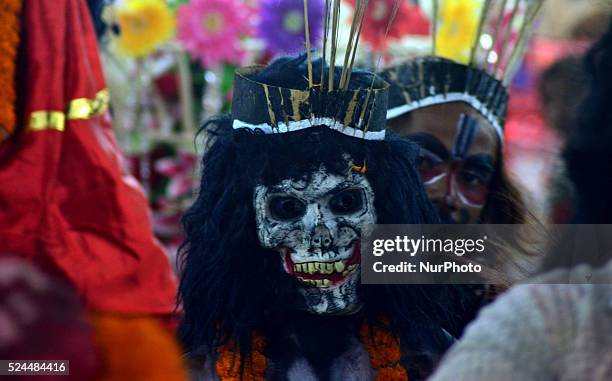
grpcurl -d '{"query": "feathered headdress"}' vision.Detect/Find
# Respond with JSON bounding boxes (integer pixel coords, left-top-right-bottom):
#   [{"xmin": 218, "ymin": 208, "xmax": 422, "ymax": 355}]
[
  {"xmin": 231, "ymin": 0, "xmax": 397, "ymax": 140},
  {"xmin": 381, "ymin": 0, "xmax": 545, "ymax": 137}
]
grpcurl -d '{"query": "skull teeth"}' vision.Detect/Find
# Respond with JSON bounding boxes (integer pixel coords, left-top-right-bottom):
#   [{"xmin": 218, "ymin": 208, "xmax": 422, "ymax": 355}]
[
  {"xmin": 334, "ymin": 261, "xmax": 345, "ymax": 273},
  {"xmin": 293, "ymin": 260, "xmax": 354, "ymax": 275},
  {"xmin": 293, "ymin": 261, "xmax": 355, "ymax": 275},
  {"xmin": 342, "ymin": 264, "xmax": 358, "ymax": 277},
  {"xmin": 297, "ymin": 277, "xmax": 331, "ymax": 288}
]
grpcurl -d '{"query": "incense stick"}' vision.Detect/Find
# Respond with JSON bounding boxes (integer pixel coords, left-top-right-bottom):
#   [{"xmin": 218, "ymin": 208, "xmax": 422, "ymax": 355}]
[
  {"xmin": 304, "ymin": 0, "xmax": 313, "ymax": 88},
  {"xmin": 328, "ymin": 0, "xmax": 341, "ymax": 91},
  {"xmin": 344, "ymin": 0, "xmax": 369, "ymax": 89},
  {"xmin": 432, "ymin": 0, "xmax": 439, "ymax": 55},
  {"xmin": 339, "ymin": 0, "xmax": 362, "ymax": 89},
  {"xmin": 502, "ymin": 0, "xmax": 544, "ymax": 83},
  {"xmin": 494, "ymin": 0, "xmax": 521, "ymax": 75},
  {"xmin": 483, "ymin": 0, "xmax": 509, "ymax": 70},
  {"xmin": 469, "ymin": 0, "xmax": 492, "ymax": 67},
  {"xmin": 364, "ymin": 0, "xmax": 401, "ymax": 131},
  {"xmin": 321, "ymin": 0, "xmax": 331, "ymax": 89}
]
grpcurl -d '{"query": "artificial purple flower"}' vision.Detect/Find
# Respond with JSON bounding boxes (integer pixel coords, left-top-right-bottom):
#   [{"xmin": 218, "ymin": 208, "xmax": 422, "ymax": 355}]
[{"xmin": 257, "ymin": 0, "xmax": 324, "ymax": 55}]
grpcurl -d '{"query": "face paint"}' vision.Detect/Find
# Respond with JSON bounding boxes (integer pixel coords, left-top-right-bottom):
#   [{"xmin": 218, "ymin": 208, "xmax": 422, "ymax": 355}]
[
  {"xmin": 452, "ymin": 114, "xmax": 479, "ymax": 160},
  {"xmin": 389, "ymin": 102, "xmax": 498, "ymax": 224},
  {"xmin": 254, "ymin": 165, "xmax": 376, "ymax": 315},
  {"xmin": 421, "ymin": 113, "xmax": 492, "ymax": 207}
]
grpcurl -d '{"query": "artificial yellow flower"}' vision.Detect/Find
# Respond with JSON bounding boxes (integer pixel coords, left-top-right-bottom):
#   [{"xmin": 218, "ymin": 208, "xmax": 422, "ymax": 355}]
[
  {"xmin": 435, "ymin": 0, "xmax": 481, "ymax": 64},
  {"xmin": 114, "ymin": 0, "xmax": 175, "ymax": 58}
]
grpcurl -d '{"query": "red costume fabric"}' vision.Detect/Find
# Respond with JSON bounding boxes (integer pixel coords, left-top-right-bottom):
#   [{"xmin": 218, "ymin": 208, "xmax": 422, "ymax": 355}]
[{"xmin": 0, "ymin": 0, "xmax": 177, "ymax": 315}]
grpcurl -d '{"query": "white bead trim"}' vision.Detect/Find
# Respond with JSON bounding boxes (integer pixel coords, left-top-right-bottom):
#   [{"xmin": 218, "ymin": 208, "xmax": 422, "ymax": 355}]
[
  {"xmin": 386, "ymin": 92, "xmax": 504, "ymax": 140},
  {"xmin": 232, "ymin": 117, "xmax": 386, "ymax": 141}
]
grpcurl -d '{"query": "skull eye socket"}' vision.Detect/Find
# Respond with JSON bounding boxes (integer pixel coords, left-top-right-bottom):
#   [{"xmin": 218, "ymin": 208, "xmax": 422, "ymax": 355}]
[
  {"xmin": 269, "ymin": 196, "xmax": 306, "ymax": 221},
  {"xmin": 329, "ymin": 189, "xmax": 364, "ymax": 215}
]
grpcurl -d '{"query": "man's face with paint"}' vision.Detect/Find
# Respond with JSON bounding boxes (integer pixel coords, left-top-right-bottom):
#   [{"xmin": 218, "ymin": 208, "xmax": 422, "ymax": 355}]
[{"xmin": 389, "ymin": 102, "xmax": 499, "ymax": 224}]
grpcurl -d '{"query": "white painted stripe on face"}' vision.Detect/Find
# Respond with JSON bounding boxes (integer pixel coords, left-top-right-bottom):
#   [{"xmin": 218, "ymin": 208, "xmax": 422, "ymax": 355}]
[{"xmin": 423, "ymin": 172, "xmax": 447, "ymax": 186}]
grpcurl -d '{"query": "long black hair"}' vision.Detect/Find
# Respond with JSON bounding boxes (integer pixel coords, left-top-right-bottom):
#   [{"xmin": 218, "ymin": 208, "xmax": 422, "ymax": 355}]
[
  {"xmin": 563, "ymin": 20, "xmax": 612, "ymax": 224},
  {"xmin": 178, "ymin": 56, "xmax": 479, "ymax": 375},
  {"xmin": 538, "ymin": 19, "xmax": 612, "ymax": 273}
]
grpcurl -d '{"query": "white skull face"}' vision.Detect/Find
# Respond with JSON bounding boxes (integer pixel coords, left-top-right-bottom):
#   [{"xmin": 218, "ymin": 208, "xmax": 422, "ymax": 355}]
[{"xmin": 254, "ymin": 165, "xmax": 376, "ymax": 315}]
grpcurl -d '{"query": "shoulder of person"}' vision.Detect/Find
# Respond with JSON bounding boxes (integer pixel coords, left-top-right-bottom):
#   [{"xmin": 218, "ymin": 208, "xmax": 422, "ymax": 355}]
[
  {"xmin": 527, "ymin": 258, "xmax": 612, "ymax": 284},
  {"xmin": 514, "ymin": 259, "xmax": 612, "ymax": 327}
]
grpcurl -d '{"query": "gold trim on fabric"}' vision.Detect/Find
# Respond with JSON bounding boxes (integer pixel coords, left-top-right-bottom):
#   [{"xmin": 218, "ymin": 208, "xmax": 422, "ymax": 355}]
[
  {"xmin": 67, "ymin": 89, "xmax": 110, "ymax": 119},
  {"xmin": 27, "ymin": 89, "xmax": 110, "ymax": 132},
  {"xmin": 29, "ymin": 111, "xmax": 66, "ymax": 132},
  {"xmin": 289, "ymin": 89, "xmax": 309, "ymax": 121},
  {"xmin": 262, "ymin": 85, "xmax": 277, "ymax": 127},
  {"xmin": 343, "ymin": 91, "xmax": 360, "ymax": 127}
]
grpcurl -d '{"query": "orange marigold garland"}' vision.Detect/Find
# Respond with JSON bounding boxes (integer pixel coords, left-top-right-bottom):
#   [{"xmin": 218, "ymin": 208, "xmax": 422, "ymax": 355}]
[
  {"xmin": 0, "ymin": 0, "xmax": 23, "ymax": 142},
  {"xmin": 360, "ymin": 320, "xmax": 409, "ymax": 381},
  {"xmin": 214, "ymin": 320, "xmax": 408, "ymax": 381},
  {"xmin": 215, "ymin": 334, "xmax": 267, "ymax": 381}
]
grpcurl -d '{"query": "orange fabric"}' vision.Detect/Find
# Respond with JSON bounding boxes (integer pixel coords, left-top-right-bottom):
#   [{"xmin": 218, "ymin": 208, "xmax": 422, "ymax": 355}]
[
  {"xmin": 0, "ymin": 0, "xmax": 176, "ymax": 314},
  {"xmin": 0, "ymin": 0, "xmax": 22, "ymax": 140},
  {"xmin": 89, "ymin": 313, "xmax": 187, "ymax": 381}
]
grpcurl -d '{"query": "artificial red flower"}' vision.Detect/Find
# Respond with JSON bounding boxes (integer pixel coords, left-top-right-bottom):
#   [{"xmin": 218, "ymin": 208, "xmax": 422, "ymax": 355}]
[{"xmin": 346, "ymin": 0, "xmax": 430, "ymax": 51}]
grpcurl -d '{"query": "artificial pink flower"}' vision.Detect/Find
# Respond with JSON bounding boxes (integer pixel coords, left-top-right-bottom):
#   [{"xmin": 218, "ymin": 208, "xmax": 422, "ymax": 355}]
[
  {"xmin": 176, "ymin": 0, "xmax": 253, "ymax": 68},
  {"xmin": 152, "ymin": 151, "xmax": 197, "ymax": 244},
  {"xmin": 155, "ymin": 151, "xmax": 197, "ymax": 198}
]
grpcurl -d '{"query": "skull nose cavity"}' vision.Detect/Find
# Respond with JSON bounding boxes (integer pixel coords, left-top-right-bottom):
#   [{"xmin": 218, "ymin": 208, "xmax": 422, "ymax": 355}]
[{"xmin": 312, "ymin": 225, "xmax": 332, "ymax": 248}]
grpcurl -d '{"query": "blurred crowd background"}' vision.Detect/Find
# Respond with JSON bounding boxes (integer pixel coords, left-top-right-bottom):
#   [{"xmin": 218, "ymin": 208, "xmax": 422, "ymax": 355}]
[
  {"xmin": 1, "ymin": 1, "xmax": 612, "ymax": 380},
  {"xmin": 83, "ymin": 0, "xmax": 611, "ymax": 258}
]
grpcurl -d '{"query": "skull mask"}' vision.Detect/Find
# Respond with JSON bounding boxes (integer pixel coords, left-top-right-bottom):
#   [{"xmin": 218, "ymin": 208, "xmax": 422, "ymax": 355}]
[{"xmin": 254, "ymin": 164, "xmax": 376, "ymax": 314}]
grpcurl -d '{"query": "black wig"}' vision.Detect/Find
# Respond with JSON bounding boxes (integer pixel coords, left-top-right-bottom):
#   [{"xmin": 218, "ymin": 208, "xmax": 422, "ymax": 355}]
[
  {"xmin": 564, "ymin": 20, "xmax": 612, "ymax": 224},
  {"xmin": 538, "ymin": 20, "xmax": 612, "ymax": 273},
  {"xmin": 178, "ymin": 56, "xmax": 481, "ymax": 377}
]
